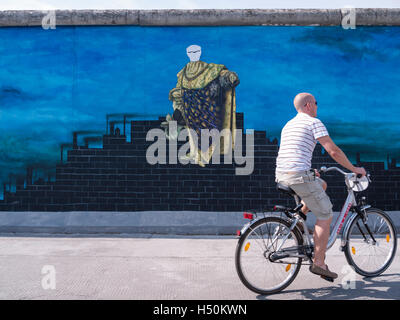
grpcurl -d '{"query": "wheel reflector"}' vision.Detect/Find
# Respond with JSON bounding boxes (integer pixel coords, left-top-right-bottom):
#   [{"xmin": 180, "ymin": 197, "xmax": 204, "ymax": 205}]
[
  {"xmin": 244, "ymin": 242, "xmax": 250, "ymax": 252},
  {"xmin": 285, "ymin": 264, "xmax": 291, "ymax": 272},
  {"xmin": 386, "ymin": 234, "xmax": 390, "ymax": 242},
  {"xmin": 352, "ymin": 246, "xmax": 356, "ymax": 255}
]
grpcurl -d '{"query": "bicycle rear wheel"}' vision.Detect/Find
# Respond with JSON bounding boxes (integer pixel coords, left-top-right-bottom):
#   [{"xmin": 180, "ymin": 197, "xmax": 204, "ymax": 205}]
[
  {"xmin": 235, "ymin": 216, "xmax": 303, "ymax": 295},
  {"xmin": 344, "ymin": 208, "xmax": 397, "ymax": 277}
]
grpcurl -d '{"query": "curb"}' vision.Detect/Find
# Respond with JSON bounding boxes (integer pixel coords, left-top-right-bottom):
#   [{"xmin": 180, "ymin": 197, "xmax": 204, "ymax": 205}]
[{"xmin": 0, "ymin": 211, "xmax": 398, "ymax": 235}]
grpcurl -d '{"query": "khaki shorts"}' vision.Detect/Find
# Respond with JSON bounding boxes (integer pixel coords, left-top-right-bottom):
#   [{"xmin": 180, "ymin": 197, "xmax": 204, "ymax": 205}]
[{"xmin": 275, "ymin": 170, "xmax": 333, "ymax": 221}]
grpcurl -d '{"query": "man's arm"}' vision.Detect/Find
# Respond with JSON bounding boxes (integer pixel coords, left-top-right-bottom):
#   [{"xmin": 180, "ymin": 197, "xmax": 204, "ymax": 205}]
[{"xmin": 317, "ymin": 136, "xmax": 366, "ymax": 176}]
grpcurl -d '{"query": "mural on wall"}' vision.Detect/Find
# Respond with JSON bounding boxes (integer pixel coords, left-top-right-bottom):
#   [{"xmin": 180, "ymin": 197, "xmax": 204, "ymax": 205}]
[
  {"xmin": 162, "ymin": 44, "xmax": 239, "ymax": 167},
  {"xmin": 0, "ymin": 25, "xmax": 399, "ymax": 211}
]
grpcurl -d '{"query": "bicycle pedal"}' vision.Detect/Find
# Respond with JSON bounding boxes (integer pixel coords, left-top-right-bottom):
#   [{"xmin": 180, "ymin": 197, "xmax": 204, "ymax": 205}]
[{"xmin": 320, "ymin": 275, "xmax": 334, "ymax": 282}]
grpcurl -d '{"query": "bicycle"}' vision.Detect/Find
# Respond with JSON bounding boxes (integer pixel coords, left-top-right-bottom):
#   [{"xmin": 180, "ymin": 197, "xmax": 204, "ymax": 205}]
[{"xmin": 235, "ymin": 166, "xmax": 398, "ymax": 295}]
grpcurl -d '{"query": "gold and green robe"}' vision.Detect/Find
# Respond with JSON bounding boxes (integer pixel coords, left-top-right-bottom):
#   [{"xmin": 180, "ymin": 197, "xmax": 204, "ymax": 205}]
[{"xmin": 168, "ymin": 61, "xmax": 239, "ymax": 166}]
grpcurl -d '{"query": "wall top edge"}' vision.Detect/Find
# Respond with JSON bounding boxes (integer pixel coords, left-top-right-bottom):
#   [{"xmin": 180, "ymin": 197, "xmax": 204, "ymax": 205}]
[{"xmin": 0, "ymin": 9, "xmax": 399, "ymax": 27}]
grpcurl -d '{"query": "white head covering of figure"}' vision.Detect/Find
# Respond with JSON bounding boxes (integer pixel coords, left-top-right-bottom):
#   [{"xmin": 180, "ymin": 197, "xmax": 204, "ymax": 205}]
[{"xmin": 186, "ymin": 44, "xmax": 201, "ymax": 62}]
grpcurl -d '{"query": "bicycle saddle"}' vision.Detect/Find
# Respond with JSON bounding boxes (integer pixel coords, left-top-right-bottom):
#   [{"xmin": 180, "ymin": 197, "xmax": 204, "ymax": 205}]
[{"xmin": 276, "ymin": 183, "xmax": 296, "ymax": 196}]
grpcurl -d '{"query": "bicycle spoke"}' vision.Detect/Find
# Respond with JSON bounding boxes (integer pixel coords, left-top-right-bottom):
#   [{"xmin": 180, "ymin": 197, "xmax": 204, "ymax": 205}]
[
  {"xmin": 346, "ymin": 210, "xmax": 397, "ymax": 276},
  {"xmin": 247, "ymin": 226, "xmax": 268, "ymax": 252},
  {"xmin": 236, "ymin": 217, "xmax": 303, "ymax": 295}
]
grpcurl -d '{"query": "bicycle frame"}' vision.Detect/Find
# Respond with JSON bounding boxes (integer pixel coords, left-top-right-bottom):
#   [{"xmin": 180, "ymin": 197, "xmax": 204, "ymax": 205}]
[
  {"xmin": 324, "ymin": 186, "xmax": 356, "ymax": 250},
  {"xmin": 299, "ymin": 168, "xmax": 366, "ymax": 252}
]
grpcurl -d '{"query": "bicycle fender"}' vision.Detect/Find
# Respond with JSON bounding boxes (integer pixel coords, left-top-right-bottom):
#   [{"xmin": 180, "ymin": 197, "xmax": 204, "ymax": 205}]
[
  {"xmin": 340, "ymin": 212, "xmax": 358, "ymax": 251},
  {"xmin": 240, "ymin": 221, "xmax": 252, "ymax": 235},
  {"xmin": 240, "ymin": 217, "xmax": 264, "ymax": 235},
  {"xmin": 240, "ymin": 216, "xmax": 291, "ymax": 236}
]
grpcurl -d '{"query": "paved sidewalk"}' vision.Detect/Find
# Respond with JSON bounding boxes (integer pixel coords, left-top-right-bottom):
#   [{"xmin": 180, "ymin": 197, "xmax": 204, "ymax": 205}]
[{"xmin": 0, "ymin": 234, "xmax": 399, "ymax": 300}]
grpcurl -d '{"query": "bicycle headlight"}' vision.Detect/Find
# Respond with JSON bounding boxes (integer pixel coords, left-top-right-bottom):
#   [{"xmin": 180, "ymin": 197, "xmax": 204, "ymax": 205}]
[{"xmin": 348, "ymin": 175, "xmax": 370, "ymax": 192}]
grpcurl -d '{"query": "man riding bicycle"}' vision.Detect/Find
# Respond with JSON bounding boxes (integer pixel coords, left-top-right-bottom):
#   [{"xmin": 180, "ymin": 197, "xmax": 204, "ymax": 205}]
[{"xmin": 275, "ymin": 92, "xmax": 366, "ymax": 280}]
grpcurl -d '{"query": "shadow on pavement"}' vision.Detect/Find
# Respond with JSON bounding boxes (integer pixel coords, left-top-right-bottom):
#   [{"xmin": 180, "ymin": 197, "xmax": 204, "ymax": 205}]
[
  {"xmin": 256, "ymin": 273, "xmax": 400, "ymax": 300},
  {"xmin": 0, "ymin": 233, "xmax": 238, "ymax": 239}
]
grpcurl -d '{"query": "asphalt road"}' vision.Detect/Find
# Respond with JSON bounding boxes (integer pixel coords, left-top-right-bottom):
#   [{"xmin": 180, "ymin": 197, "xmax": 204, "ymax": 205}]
[{"xmin": 0, "ymin": 234, "xmax": 399, "ymax": 300}]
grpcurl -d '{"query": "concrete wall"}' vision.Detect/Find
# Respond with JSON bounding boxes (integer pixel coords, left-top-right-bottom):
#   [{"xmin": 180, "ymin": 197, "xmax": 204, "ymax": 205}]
[
  {"xmin": 0, "ymin": 9, "xmax": 399, "ymax": 27},
  {"xmin": 1, "ymin": 9, "xmax": 399, "ymax": 235}
]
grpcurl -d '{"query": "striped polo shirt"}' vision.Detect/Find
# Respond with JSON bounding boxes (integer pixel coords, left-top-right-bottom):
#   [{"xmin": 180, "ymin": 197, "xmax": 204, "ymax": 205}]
[{"xmin": 276, "ymin": 112, "xmax": 329, "ymax": 173}]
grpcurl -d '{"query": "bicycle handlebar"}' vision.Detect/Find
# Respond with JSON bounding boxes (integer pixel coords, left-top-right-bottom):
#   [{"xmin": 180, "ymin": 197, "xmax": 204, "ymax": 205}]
[
  {"xmin": 319, "ymin": 166, "xmax": 371, "ymax": 182},
  {"xmin": 319, "ymin": 166, "xmax": 347, "ymax": 175}
]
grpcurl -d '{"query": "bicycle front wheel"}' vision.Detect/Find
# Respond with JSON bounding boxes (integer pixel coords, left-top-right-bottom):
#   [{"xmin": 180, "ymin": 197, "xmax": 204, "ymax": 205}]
[
  {"xmin": 344, "ymin": 208, "xmax": 397, "ymax": 277},
  {"xmin": 235, "ymin": 216, "xmax": 303, "ymax": 295}
]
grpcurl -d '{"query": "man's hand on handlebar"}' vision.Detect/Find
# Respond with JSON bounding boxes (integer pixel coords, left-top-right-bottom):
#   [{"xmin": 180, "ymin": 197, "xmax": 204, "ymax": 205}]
[{"xmin": 352, "ymin": 166, "xmax": 366, "ymax": 178}]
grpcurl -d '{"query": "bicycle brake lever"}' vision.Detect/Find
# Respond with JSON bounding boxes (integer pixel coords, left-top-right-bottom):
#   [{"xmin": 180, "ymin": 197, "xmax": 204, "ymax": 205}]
[{"xmin": 319, "ymin": 166, "xmax": 327, "ymax": 174}]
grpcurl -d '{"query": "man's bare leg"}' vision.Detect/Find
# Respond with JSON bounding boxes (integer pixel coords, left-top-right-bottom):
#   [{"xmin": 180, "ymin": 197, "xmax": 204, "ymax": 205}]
[
  {"xmin": 313, "ymin": 217, "xmax": 332, "ymax": 268},
  {"xmin": 301, "ymin": 200, "xmax": 309, "ymax": 215}
]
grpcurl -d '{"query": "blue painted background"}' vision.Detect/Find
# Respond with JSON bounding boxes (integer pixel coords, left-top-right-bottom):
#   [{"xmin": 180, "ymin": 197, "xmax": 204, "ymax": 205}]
[{"xmin": 0, "ymin": 26, "xmax": 399, "ymax": 196}]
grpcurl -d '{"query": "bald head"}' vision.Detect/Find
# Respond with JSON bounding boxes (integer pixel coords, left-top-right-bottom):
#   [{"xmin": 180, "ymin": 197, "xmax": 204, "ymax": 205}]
[
  {"xmin": 293, "ymin": 93, "xmax": 315, "ymax": 111},
  {"xmin": 293, "ymin": 92, "xmax": 318, "ymax": 117}
]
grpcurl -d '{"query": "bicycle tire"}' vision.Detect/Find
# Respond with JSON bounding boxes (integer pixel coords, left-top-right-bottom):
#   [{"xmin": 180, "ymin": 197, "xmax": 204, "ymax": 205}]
[
  {"xmin": 235, "ymin": 216, "xmax": 303, "ymax": 295},
  {"xmin": 344, "ymin": 208, "xmax": 397, "ymax": 277}
]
